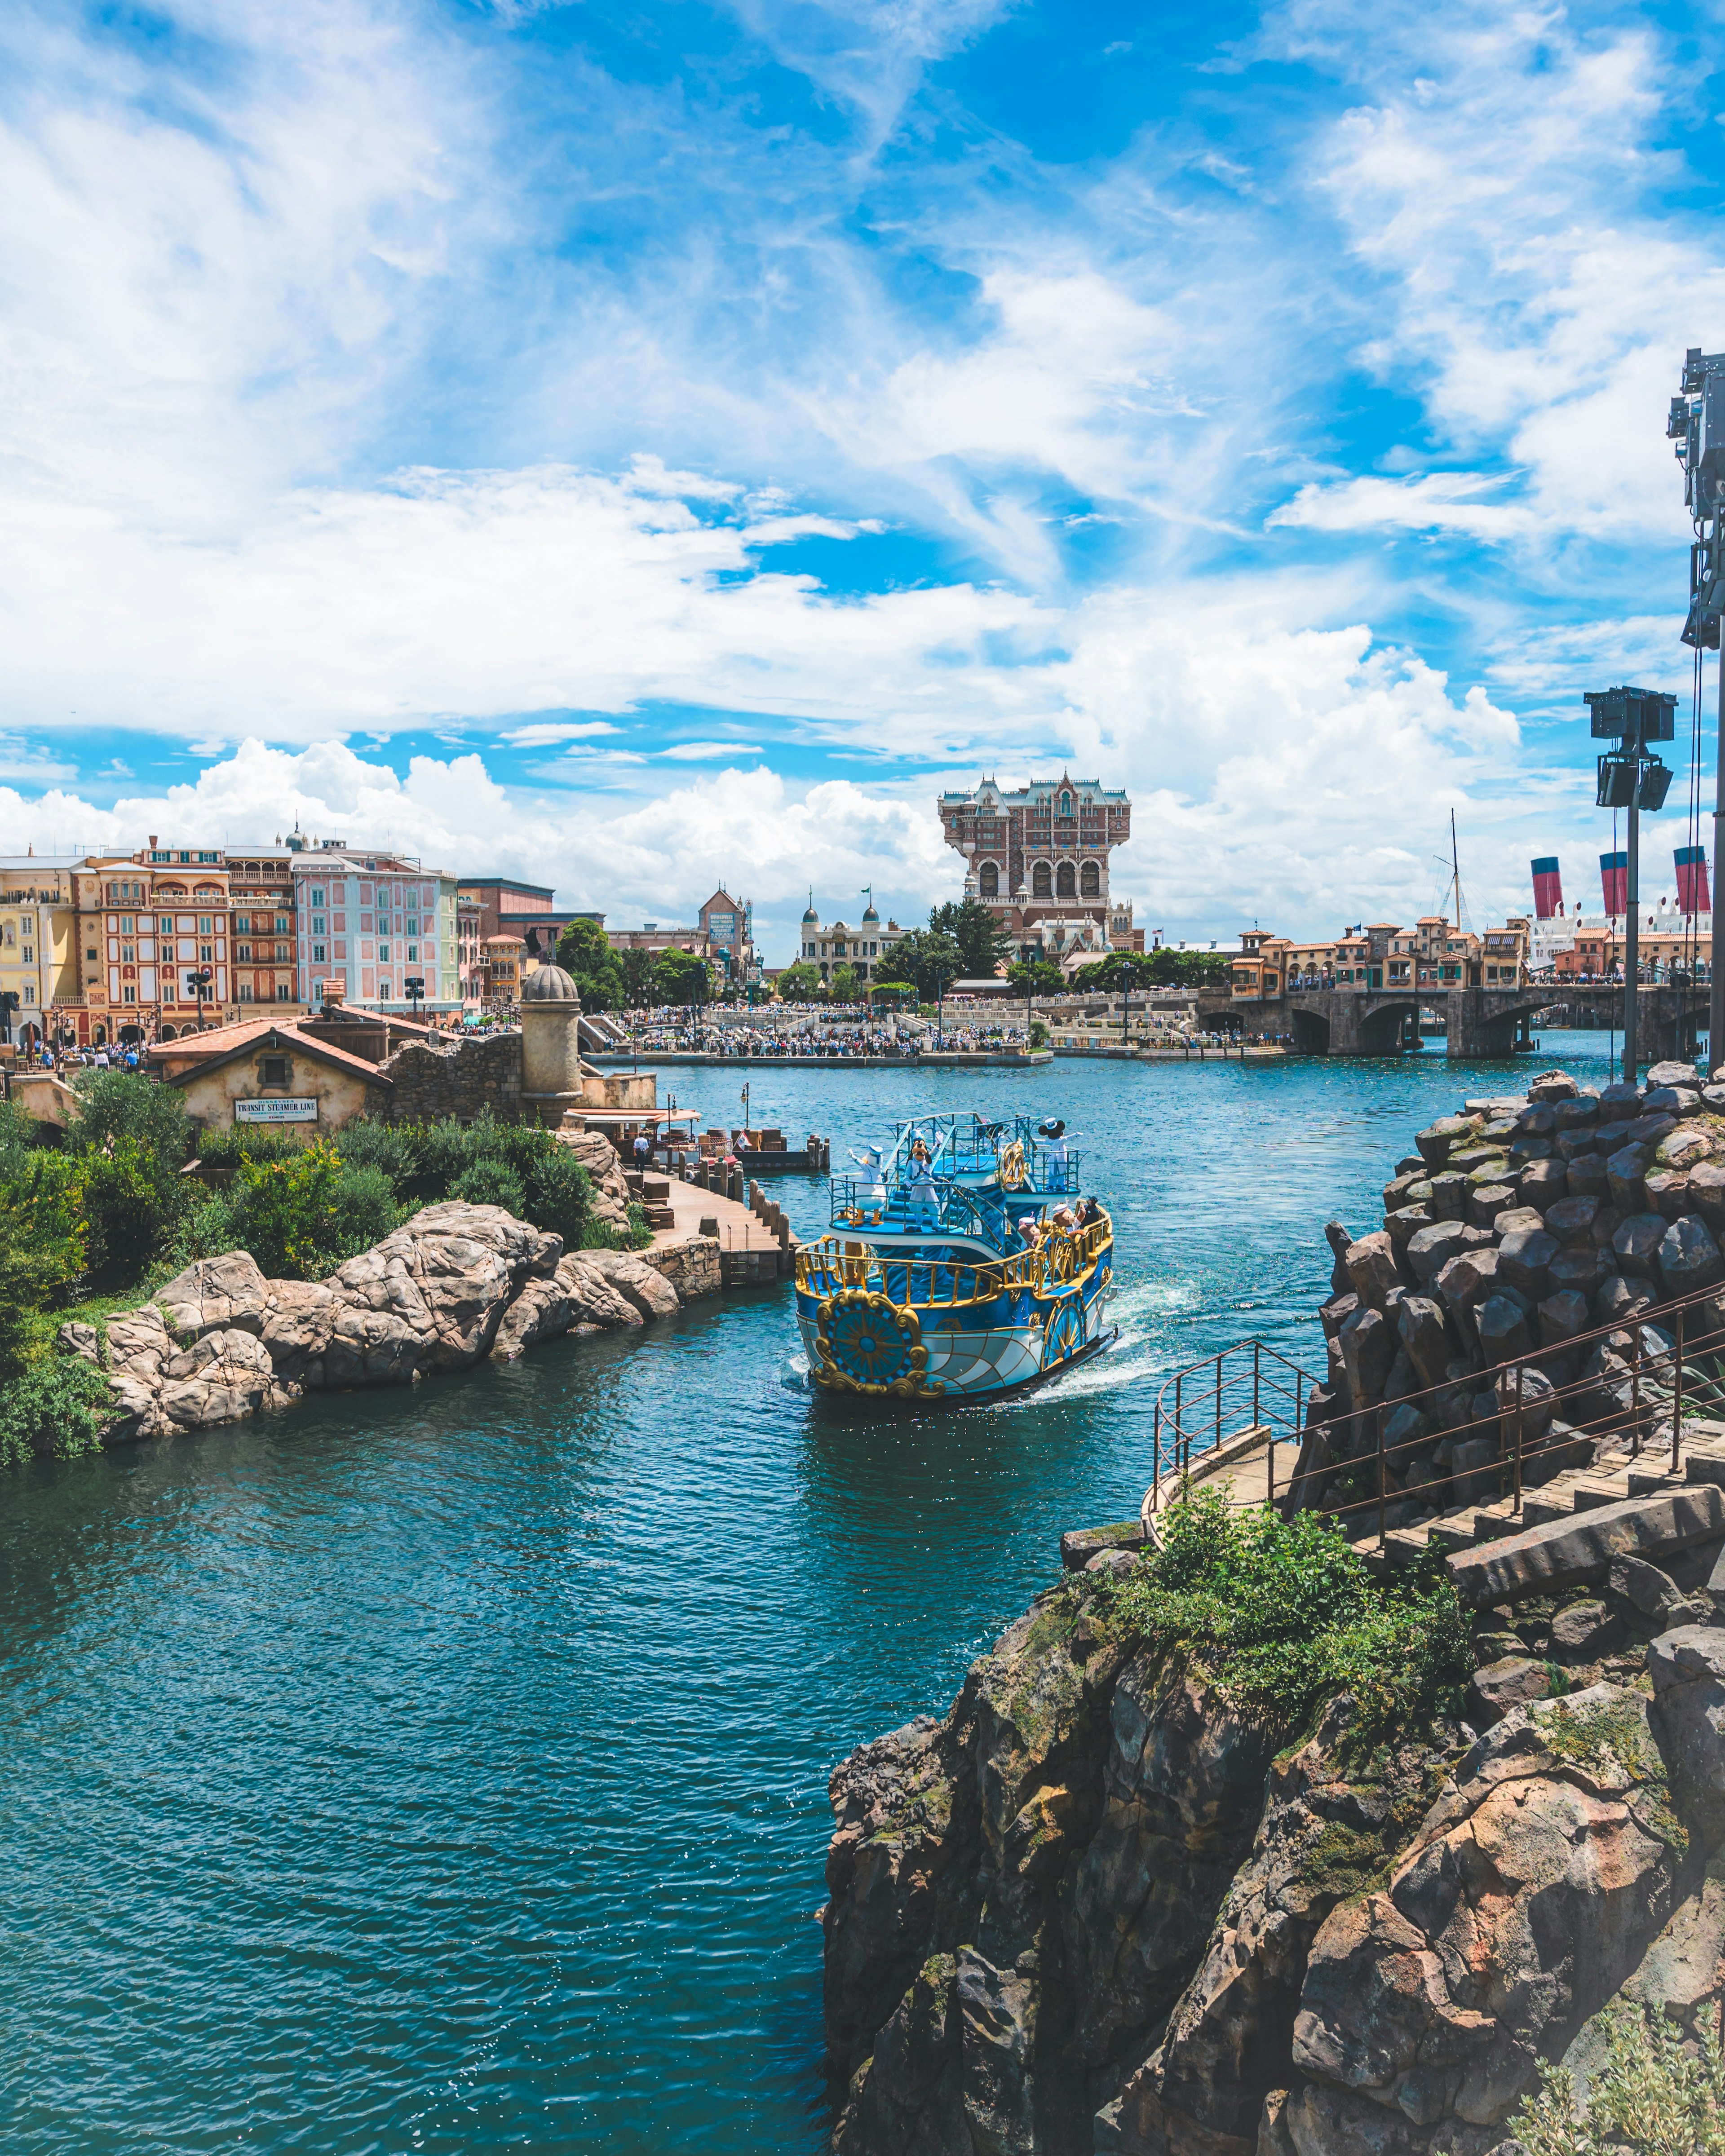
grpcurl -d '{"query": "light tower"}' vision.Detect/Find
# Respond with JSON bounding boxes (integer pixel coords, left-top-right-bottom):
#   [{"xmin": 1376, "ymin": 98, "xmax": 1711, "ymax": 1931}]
[
  {"xmin": 1668, "ymin": 348, "xmax": 1725, "ymax": 1069},
  {"xmin": 1588, "ymin": 687, "xmax": 1676, "ymax": 1083}
]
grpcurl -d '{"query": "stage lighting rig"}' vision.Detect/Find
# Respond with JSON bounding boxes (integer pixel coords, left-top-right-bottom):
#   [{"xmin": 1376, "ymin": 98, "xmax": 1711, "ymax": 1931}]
[{"xmin": 1585, "ymin": 684, "xmax": 1677, "ymax": 1082}]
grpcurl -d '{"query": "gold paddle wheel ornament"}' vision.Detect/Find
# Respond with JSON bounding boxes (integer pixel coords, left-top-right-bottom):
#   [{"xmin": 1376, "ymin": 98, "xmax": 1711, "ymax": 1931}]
[{"xmin": 812, "ymin": 1288, "xmax": 944, "ymax": 1397}]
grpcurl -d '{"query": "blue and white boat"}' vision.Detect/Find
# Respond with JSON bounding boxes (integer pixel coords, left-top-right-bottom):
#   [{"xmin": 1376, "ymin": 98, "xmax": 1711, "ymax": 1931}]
[{"xmin": 793, "ymin": 1113, "xmax": 1116, "ymax": 1401}]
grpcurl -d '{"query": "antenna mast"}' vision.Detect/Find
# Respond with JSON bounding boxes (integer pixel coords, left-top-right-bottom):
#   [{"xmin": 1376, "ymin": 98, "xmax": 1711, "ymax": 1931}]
[{"xmin": 1451, "ymin": 811, "xmax": 1461, "ymax": 930}]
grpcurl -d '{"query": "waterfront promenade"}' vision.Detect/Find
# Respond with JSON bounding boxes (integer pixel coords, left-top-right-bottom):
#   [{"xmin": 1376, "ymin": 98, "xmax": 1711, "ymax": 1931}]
[{"xmin": 0, "ymin": 1040, "xmax": 1632, "ymax": 2156}]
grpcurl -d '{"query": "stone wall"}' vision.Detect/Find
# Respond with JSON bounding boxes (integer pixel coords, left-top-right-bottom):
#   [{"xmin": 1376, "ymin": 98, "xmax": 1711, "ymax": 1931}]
[
  {"xmin": 378, "ymin": 1030, "xmax": 530, "ymax": 1124},
  {"xmin": 642, "ymin": 1236, "xmax": 722, "ymax": 1302}
]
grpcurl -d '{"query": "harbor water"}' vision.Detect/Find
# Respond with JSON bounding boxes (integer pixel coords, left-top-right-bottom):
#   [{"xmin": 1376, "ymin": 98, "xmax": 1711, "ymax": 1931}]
[{"xmin": 0, "ymin": 1039, "xmax": 1628, "ymax": 2154}]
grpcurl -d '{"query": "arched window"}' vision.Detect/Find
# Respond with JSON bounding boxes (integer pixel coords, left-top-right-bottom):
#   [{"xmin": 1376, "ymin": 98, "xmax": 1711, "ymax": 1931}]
[
  {"xmin": 1056, "ymin": 861, "xmax": 1076, "ymax": 899},
  {"xmin": 979, "ymin": 860, "xmax": 999, "ymax": 897},
  {"xmin": 1080, "ymin": 860, "xmax": 1100, "ymax": 898},
  {"xmin": 1060, "ymin": 790, "xmax": 1072, "ymax": 815},
  {"xmin": 1032, "ymin": 861, "xmax": 1052, "ymax": 899}
]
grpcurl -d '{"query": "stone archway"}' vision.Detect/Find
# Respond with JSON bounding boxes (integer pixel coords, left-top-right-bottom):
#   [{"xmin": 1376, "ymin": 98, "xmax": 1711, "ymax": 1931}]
[
  {"xmin": 1356, "ymin": 999, "xmax": 1421, "ymax": 1056},
  {"xmin": 979, "ymin": 860, "xmax": 999, "ymax": 897},
  {"xmin": 1056, "ymin": 861, "xmax": 1076, "ymax": 899},
  {"xmin": 1032, "ymin": 862, "xmax": 1052, "ymax": 898},
  {"xmin": 1079, "ymin": 860, "xmax": 1099, "ymax": 898},
  {"xmin": 1289, "ymin": 1005, "xmax": 1331, "ymax": 1054}
]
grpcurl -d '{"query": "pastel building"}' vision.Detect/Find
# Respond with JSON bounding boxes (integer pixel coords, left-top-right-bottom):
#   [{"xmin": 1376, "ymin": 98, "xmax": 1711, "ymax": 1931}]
[
  {"xmin": 797, "ymin": 897, "xmax": 906, "ymax": 983},
  {"xmin": 938, "ymin": 773, "xmax": 1132, "ymax": 946},
  {"xmin": 289, "ymin": 845, "xmax": 461, "ymax": 1014}
]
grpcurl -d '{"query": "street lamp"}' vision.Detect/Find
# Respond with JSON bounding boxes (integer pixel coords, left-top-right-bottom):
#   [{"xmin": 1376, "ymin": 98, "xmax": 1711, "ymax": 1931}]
[
  {"xmin": 404, "ymin": 975, "xmax": 425, "ymax": 1019},
  {"xmin": 1588, "ymin": 685, "xmax": 1677, "ymax": 1083},
  {"xmin": 193, "ymin": 965, "xmax": 213, "ymax": 1032}
]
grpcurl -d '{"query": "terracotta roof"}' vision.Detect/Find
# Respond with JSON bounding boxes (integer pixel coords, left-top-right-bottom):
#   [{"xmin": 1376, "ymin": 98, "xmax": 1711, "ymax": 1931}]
[{"xmin": 153, "ymin": 1021, "xmax": 391, "ymax": 1090}]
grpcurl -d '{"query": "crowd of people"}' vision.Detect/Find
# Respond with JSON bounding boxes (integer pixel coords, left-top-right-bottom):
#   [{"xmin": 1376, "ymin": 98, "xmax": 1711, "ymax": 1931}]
[{"xmin": 608, "ymin": 999, "xmax": 1032, "ymax": 1056}]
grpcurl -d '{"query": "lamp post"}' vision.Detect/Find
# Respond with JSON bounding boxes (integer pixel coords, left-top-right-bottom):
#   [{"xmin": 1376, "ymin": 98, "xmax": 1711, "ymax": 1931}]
[
  {"xmin": 1589, "ymin": 686, "xmax": 1676, "ymax": 1084},
  {"xmin": 404, "ymin": 975, "xmax": 425, "ymax": 1020},
  {"xmin": 1670, "ymin": 350, "xmax": 1725, "ymax": 1071},
  {"xmin": 194, "ymin": 965, "xmax": 213, "ymax": 1033}
]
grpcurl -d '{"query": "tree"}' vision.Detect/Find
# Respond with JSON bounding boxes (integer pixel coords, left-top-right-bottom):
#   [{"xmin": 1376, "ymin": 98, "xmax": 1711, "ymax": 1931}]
[
  {"xmin": 829, "ymin": 963, "xmax": 861, "ymax": 1002},
  {"xmin": 653, "ymin": 945, "xmax": 711, "ymax": 1006},
  {"xmin": 555, "ymin": 918, "xmax": 626, "ymax": 1012},
  {"xmin": 616, "ymin": 945, "xmax": 657, "ymax": 1007},
  {"xmin": 1073, "ymin": 951, "xmax": 1162, "ymax": 993},
  {"xmin": 1008, "ymin": 959, "xmax": 1065, "ymax": 998},
  {"xmin": 776, "ymin": 960, "xmax": 821, "ymax": 1001},
  {"xmin": 876, "ymin": 929, "xmax": 963, "ymax": 999},
  {"xmin": 929, "ymin": 899, "xmax": 1012, "ymax": 981}
]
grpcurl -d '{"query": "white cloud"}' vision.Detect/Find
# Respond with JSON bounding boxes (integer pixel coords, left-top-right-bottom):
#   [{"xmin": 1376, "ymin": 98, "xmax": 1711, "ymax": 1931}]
[
  {"xmin": 1268, "ymin": 471, "xmax": 1532, "ymax": 537},
  {"xmin": 658, "ymin": 742, "xmax": 767, "ymax": 760}
]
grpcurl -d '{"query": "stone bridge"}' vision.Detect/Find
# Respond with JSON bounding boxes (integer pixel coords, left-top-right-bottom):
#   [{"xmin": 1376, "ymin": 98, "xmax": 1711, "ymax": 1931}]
[{"xmin": 1190, "ymin": 981, "xmax": 1707, "ymax": 1060}]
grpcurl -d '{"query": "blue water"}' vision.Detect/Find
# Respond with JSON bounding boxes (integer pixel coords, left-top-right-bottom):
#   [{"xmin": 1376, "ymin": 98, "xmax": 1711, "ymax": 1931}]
[{"xmin": 0, "ymin": 1039, "xmax": 1627, "ymax": 2154}]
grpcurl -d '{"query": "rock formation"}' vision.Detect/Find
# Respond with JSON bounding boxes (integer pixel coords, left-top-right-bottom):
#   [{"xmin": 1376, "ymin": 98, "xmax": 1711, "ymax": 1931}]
[
  {"xmin": 823, "ymin": 1566, "xmax": 1725, "ymax": 2156},
  {"xmin": 57, "ymin": 1201, "xmax": 713, "ymax": 1447}
]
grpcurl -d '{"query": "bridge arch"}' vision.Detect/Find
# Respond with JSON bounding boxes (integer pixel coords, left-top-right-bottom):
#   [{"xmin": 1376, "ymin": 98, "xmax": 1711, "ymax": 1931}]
[{"xmin": 1288, "ymin": 1005, "xmax": 1330, "ymax": 1054}]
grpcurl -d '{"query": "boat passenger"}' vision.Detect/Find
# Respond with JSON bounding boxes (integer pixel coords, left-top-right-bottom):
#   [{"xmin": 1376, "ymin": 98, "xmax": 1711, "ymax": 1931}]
[{"xmin": 907, "ymin": 1138, "xmax": 938, "ymax": 1231}]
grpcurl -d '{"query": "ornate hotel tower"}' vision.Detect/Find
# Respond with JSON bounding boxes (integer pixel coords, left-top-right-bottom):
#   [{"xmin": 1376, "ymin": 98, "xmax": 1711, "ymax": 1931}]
[{"xmin": 938, "ymin": 773, "xmax": 1131, "ymax": 945}]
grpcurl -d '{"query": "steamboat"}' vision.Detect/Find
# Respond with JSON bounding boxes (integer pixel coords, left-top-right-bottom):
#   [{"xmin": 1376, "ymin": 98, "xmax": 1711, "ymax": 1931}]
[{"xmin": 792, "ymin": 1112, "xmax": 1116, "ymax": 1401}]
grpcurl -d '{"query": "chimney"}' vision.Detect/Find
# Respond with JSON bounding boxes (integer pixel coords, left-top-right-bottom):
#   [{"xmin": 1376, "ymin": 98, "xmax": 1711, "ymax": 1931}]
[{"xmin": 148, "ymin": 835, "xmax": 157, "ymax": 849}]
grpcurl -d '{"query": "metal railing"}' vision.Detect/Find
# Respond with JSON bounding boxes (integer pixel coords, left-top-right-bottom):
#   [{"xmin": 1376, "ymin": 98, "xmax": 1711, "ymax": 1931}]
[
  {"xmin": 1150, "ymin": 1272, "xmax": 1725, "ymax": 1550},
  {"xmin": 796, "ymin": 1210, "xmax": 1113, "ymax": 1311}
]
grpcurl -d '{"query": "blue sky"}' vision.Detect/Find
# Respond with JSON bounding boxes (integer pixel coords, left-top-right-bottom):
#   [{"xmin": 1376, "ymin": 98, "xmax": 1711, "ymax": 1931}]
[{"xmin": 2, "ymin": 0, "xmax": 1722, "ymax": 958}]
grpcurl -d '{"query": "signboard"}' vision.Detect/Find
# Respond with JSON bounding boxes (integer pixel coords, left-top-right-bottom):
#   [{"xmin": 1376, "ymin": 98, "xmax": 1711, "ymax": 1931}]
[{"xmin": 234, "ymin": 1097, "xmax": 318, "ymax": 1124}]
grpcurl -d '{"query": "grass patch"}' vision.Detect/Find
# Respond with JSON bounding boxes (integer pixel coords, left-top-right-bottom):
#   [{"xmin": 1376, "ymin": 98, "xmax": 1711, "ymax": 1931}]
[{"xmin": 1106, "ymin": 1487, "xmax": 1472, "ymax": 1747}]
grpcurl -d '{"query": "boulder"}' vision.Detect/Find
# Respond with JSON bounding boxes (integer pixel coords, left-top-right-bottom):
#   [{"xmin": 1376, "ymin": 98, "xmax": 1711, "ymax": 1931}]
[
  {"xmin": 557, "ymin": 1256, "xmax": 645, "ymax": 1330},
  {"xmin": 1383, "ymin": 1401, "xmax": 1430, "ymax": 1457},
  {"xmin": 1660, "ymin": 1127, "xmax": 1715, "ymax": 1170},
  {"xmin": 491, "ymin": 1275, "xmax": 584, "ymax": 1360},
  {"xmin": 1451, "ymin": 1431, "xmax": 1500, "ymax": 1503},
  {"xmin": 1598, "ymin": 1080, "xmax": 1644, "ymax": 1117},
  {"xmin": 1382, "ymin": 1171, "xmax": 1427, "ymax": 1211},
  {"xmin": 1613, "ymin": 1211, "xmax": 1668, "ymax": 1279},
  {"xmin": 1492, "ymin": 1206, "xmax": 1546, "ymax": 1241},
  {"xmin": 155, "ymin": 1250, "xmax": 272, "ymax": 1339},
  {"xmin": 1607, "ymin": 1144, "xmax": 1650, "ymax": 1215},
  {"xmin": 1556, "ymin": 1127, "xmax": 1603, "ymax": 1162},
  {"xmin": 1496, "ymin": 1361, "xmax": 1556, "ymax": 1445},
  {"xmin": 1538, "ymin": 1289, "xmax": 1592, "ymax": 1351},
  {"xmin": 1659, "ymin": 1213, "xmax": 1725, "ymax": 1301},
  {"xmin": 1292, "ymin": 1685, "xmax": 1681, "ymax": 2133},
  {"xmin": 1474, "ymin": 1294, "xmax": 1533, "ymax": 1368},
  {"xmin": 1319, "ymin": 1290, "xmax": 1359, "ymax": 1341},
  {"xmin": 1415, "ymin": 1115, "xmax": 1479, "ymax": 1166},
  {"xmin": 1646, "ymin": 1059, "xmax": 1701, "ymax": 1090},
  {"xmin": 1548, "ymin": 1598, "xmax": 1627, "ymax": 1663},
  {"xmin": 1610, "ymin": 1555, "xmax": 1689, "ymax": 1626},
  {"xmin": 1565, "ymin": 1154, "xmax": 1610, "ymax": 1199},
  {"xmin": 579, "ymin": 1247, "xmax": 682, "ymax": 1319},
  {"xmin": 1628, "ymin": 1113, "xmax": 1679, "ymax": 1150},
  {"xmin": 1384, "ymin": 1204, "xmax": 1433, "ymax": 1255},
  {"xmin": 1425, "ymin": 1172, "xmax": 1468, "ymax": 1221},
  {"xmin": 1547, "ymin": 1246, "xmax": 1607, "ymax": 1297},
  {"xmin": 259, "ymin": 1279, "xmax": 338, "ymax": 1387},
  {"xmin": 1544, "ymin": 1194, "xmax": 1600, "ymax": 1249},
  {"xmin": 1468, "ymin": 1184, "xmax": 1517, "ymax": 1229},
  {"xmin": 1468, "ymin": 1656, "xmax": 1552, "ymax": 1726},
  {"xmin": 1344, "ymin": 1232, "xmax": 1401, "ymax": 1312},
  {"xmin": 1515, "ymin": 1103, "xmax": 1557, "ymax": 1136},
  {"xmin": 1644, "ymin": 1169, "xmax": 1692, "ymax": 1222},
  {"xmin": 1407, "ymin": 1219, "xmax": 1477, "ymax": 1288},
  {"xmin": 1397, "ymin": 1295, "xmax": 1452, "ymax": 1392},
  {"xmin": 1554, "ymin": 1096, "xmax": 1601, "ymax": 1129},
  {"xmin": 1596, "ymin": 1273, "xmax": 1652, "ymax": 1328},
  {"xmin": 1516, "ymin": 1159, "xmax": 1567, "ymax": 1214},
  {"xmin": 1527, "ymin": 1071, "xmax": 1580, "ymax": 1101},
  {"xmin": 1648, "ymin": 1625, "xmax": 1725, "ymax": 1839},
  {"xmin": 1509, "ymin": 1137, "xmax": 1554, "ymax": 1165},
  {"xmin": 1435, "ymin": 1249, "xmax": 1499, "ymax": 1335},
  {"xmin": 1690, "ymin": 1160, "xmax": 1725, "ymax": 1228},
  {"xmin": 321, "ymin": 1201, "xmax": 549, "ymax": 1380},
  {"xmin": 1497, "ymin": 1228, "xmax": 1557, "ymax": 1301},
  {"xmin": 1324, "ymin": 1220, "xmax": 1355, "ymax": 1296},
  {"xmin": 153, "ymin": 1325, "xmax": 281, "ymax": 1429}
]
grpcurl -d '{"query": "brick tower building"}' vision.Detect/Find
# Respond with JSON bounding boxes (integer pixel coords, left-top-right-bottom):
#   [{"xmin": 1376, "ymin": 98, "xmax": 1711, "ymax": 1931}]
[{"xmin": 938, "ymin": 773, "xmax": 1132, "ymax": 947}]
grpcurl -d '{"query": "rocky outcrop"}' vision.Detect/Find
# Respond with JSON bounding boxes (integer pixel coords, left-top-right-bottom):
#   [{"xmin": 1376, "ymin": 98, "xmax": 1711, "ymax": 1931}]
[
  {"xmin": 555, "ymin": 1127, "xmax": 635, "ymax": 1235},
  {"xmin": 58, "ymin": 1200, "xmax": 687, "ymax": 1447},
  {"xmin": 823, "ymin": 1565, "xmax": 1725, "ymax": 2156}
]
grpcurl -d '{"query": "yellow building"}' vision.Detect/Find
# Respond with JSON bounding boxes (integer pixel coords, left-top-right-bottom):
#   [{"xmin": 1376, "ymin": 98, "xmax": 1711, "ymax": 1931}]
[{"xmin": 0, "ymin": 854, "xmax": 80, "ymax": 1051}]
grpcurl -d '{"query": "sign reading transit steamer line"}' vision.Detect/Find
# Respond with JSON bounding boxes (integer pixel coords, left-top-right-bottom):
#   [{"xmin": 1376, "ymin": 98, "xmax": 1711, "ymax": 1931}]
[{"xmin": 235, "ymin": 1097, "xmax": 318, "ymax": 1123}]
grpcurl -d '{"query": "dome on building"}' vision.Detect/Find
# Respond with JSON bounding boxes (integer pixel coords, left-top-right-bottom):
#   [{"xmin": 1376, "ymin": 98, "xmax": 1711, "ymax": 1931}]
[
  {"xmin": 862, "ymin": 900, "xmax": 879, "ymax": 923},
  {"xmin": 802, "ymin": 897, "xmax": 819, "ymax": 923},
  {"xmin": 520, "ymin": 959, "xmax": 581, "ymax": 1003}
]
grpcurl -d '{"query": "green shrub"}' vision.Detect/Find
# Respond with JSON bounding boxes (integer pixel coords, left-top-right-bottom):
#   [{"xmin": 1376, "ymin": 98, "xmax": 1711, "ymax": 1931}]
[
  {"xmin": 0, "ymin": 1354, "xmax": 113, "ymax": 1467},
  {"xmin": 0, "ymin": 1151, "xmax": 87, "ymax": 1311},
  {"xmin": 579, "ymin": 1200, "xmax": 653, "ymax": 1254},
  {"xmin": 194, "ymin": 1123, "xmax": 314, "ymax": 1168},
  {"xmin": 1108, "ymin": 1487, "xmax": 1471, "ymax": 1743},
  {"xmin": 452, "ymin": 1158, "xmax": 526, "ymax": 1215},
  {"xmin": 324, "ymin": 1162, "xmax": 407, "ymax": 1265},
  {"xmin": 1510, "ymin": 2001, "xmax": 1725, "ymax": 2154},
  {"xmin": 522, "ymin": 1147, "xmax": 591, "ymax": 1245},
  {"xmin": 328, "ymin": 1118, "xmax": 420, "ymax": 1192},
  {"xmin": 165, "ymin": 1184, "xmax": 245, "ymax": 1269},
  {"xmin": 67, "ymin": 1069, "xmax": 189, "ymax": 1169},
  {"xmin": 225, "ymin": 1144, "xmax": 344, "ymax": 1280},
  {"xmin": 73, "ymin": 1134, "xmax": 183, "ymax": 1283}
]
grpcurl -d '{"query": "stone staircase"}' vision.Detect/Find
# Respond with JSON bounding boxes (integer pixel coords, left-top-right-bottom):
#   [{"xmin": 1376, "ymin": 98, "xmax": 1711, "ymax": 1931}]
[{"xmin": 1370, "ymin": 1427, "xmax": 1725, "ymax": 1579}]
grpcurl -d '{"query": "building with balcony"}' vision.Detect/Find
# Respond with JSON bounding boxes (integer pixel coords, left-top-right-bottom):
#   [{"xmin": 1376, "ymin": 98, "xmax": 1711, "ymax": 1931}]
[
  {"xmin": 290, "ymin": 842, "xmax": 461, "ymax": 1014},
  {"xmin": 938, "ymin": 773, "xmax": 1132, "ymax": 946},
  {"xmin": 796, "ymin": 897, "xmax": 906, "ymax": 984}
]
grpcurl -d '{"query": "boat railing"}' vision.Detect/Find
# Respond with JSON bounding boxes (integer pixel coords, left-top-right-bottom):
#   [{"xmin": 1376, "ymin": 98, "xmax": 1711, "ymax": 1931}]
[{"xmin": 796, "ymin": 1209, "xmax": 1113, "ymax": 1308}]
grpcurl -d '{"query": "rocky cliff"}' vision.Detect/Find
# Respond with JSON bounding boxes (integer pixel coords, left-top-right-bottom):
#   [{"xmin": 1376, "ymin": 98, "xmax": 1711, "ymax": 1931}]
[{"xmin": 822, "ymin": 1564, "xmax": 1725, "ymax": 2156}]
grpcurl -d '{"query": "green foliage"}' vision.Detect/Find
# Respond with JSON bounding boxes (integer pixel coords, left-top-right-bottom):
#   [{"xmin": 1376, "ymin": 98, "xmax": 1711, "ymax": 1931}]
[
  {"xmin": 929, "ymin": 898, "xmax": 1012, "ymax": 980},
  {"xmin": 829, "ymin": 962, "xmax": 861, "ymax": 1001},
  {"xmin": 580, "ymin": 1200, "xmax": 653, "ymax": 1253},
  {"xmin": 555, "ymin": 917, "xmax": 626, "ymax": 1012},
  {"xmin": 452, "ymin": 1158, "xmax": 527, "ymax": 1214},
  {"xmin": 1, "ymin": 1151, "xmax": 87, "ymax": 1312},
  {"xmin": 1029, "ymin": 1020, "xmax": 1049, "ymax": 1048},
  {"xmin": 776, "ymin": 960, "xmax": 821, "ymax": 999},
  {"xmin": 74, "ymin": 1135, "xmax": 183, "ymax": 1283},
  {"xmin": 876, "ymin": 928, "xmax": 964, "ymax": 997},
  {"xmin": 1073, "ymin": 950, "xmax": 1163, "ymax": 993},
  {"xmin": 0, "ymin": 1353, "xmax": 113, "ymax": 1468},
  {"xmin": 318, "ymin": 1117, "xmax": 420, "ymax": 1189},
  {"xmin": 1510, "ymin": 2002, "xmax": 1725, "ymax": 2155},
  {"xmin": 652, "ymin": 945, "xmax": 711, "ymax": 1004},
  {"xmin": 224, "ymin": 1143, "xmax": 346, "ymax": 1279},
  {"xmin": 192, "ymin": 1122, "xmax": 314, "ymax": 1168},
  {"xmin": 1109, "ymin": 1488, "xmax": 1471, "ymax": 1742},
  {"xmin": 1008, "ymin": 959, "xmax": 1065, "ymax": 997},
  {"xmin": 66, "ymin": 1069, "xmax": 190, "ymax": 1168},
  {"xmin": 521, "ymin": 1146, "xmax": 592, "ymax": 1246},
  {"xmin": 616, "ymin": 945, "xmax": 657, "ymax": 1006},
  {"xmin": 325, "ymin": 1162, "xmax": 407, "ymax": 1264}
]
